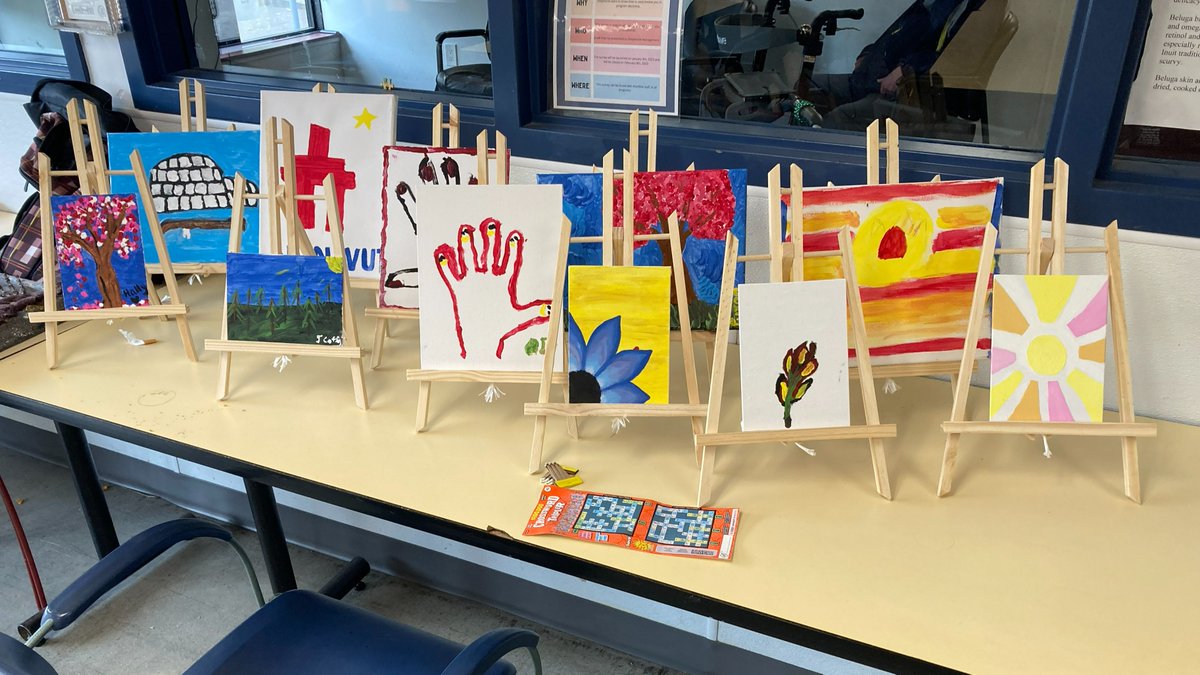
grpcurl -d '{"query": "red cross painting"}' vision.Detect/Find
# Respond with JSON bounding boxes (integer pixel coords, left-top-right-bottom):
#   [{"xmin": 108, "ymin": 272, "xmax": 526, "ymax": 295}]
[{"xmin": 287, "ymin": 124, "xmax": 357, "ymax": 232}]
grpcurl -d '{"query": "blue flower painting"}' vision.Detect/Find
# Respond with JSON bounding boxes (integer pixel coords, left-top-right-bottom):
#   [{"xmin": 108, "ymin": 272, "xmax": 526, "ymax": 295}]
[
  {"xmin": 567, "ymin": 315, "xmax": 653, "ymax": 404},
  {"xmin": 110, "ymin": 131, "xmax": 261, "ymax": 266}
]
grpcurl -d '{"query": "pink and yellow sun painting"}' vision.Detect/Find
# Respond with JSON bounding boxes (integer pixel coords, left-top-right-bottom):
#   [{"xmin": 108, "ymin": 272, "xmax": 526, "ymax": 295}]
[{"xmin": 989, "ymin": 275, "xmax": 1109, "ymax": 422}]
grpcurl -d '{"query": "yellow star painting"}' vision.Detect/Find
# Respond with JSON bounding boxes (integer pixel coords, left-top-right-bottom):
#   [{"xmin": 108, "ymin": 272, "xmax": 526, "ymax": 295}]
[
  {"xmin": 989, "ymin": 275, "xmax": 1109, "ymax": 422},
  {"xmin": 352, "ymin": 107, "xmax": 377, "ymax": 129}
]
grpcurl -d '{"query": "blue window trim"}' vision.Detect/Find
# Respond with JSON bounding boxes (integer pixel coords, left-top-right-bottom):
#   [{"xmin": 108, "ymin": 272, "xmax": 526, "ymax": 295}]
[
  {"xmin": 119, "ymin": 0, "xmax": 1200, "ymax": 238},
  {"xmin": 0, "ymin": 31, "xmax": 89, "ymax": 95}
]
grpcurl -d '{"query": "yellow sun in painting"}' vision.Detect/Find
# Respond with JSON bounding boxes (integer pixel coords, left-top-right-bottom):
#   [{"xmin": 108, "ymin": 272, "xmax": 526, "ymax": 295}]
[
  {"xmin": 989, "ymin": 275, "xmax": 1109, "ymax": 422},
  {"xmin": 851, "ymin": 200, "xmax": 934, "ymax": 288}
]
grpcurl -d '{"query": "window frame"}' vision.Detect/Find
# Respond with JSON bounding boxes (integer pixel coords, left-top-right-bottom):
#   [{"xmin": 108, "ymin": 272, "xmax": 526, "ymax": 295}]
[
  {"xmin": 0, "ymin": 31, "xmax": 88, "ymax": 95},
  {"xmin": 119, "ymin": 0, "xmax": 1200, "ymax": 238}
]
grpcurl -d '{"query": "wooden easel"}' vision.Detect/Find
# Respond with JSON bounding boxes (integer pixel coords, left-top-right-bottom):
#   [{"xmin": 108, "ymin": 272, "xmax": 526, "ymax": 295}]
[
  {"xmin": 865, "ymin": 118, "xmax": 900, "ymax": 185},
  {"xmin": 627, "ymin": 109, "xmax": 658, "ymax": 175},
  {"xmin": 205, "ymin": 161, "xmax": 368, "ymax": 409},
  {"xmin": 178, "ymin": 79, "xmax": 207, "ymax": 132},
  {"xmin": 26, "ymin": 99, "xmax": 197, "ymax": 368},
  {"xmin": 937, "ymin": 161, "xmax": 1155, "ymax": 502},
  {"xmin": 405, "ymin": 220, "xmax": 572, "ymax": 432},
  {"xmin": 365, "ymin": 105, "xmax": 510, "ymax": 368},
  {"xmin": 694, "ymin": 229, "xmax": 896, "ymax": 506},
  {"xmin": 525, "ymin": 212, "xmax": 706, "ymax": 473}
]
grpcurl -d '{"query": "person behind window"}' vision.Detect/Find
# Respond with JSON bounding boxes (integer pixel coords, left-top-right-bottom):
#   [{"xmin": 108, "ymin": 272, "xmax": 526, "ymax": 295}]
[{"xmin": 814, "ymin": 0, "xmax": 985, "ymax": 129}]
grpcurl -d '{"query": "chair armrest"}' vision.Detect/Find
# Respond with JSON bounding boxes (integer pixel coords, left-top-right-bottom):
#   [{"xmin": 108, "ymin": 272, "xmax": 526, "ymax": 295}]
[
  {"xmin": 440, "ymin": 628, "xmax": 541, "ymax": 675},
  {"xmin": 43, "ymin": 519, "xmax": 233, "ymax": 631}
]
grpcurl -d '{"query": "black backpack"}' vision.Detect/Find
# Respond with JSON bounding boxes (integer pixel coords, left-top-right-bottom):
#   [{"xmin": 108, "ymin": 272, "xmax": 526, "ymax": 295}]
[{"xmin": 1, "ymin": 80, "xmax": 139, "ymax": 279}]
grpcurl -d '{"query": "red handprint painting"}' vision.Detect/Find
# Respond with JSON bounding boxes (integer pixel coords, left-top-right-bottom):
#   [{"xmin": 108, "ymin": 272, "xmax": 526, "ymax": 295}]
[{"xmin": 417, "ymin": 185, "xmax": 565, "ymax": 371}]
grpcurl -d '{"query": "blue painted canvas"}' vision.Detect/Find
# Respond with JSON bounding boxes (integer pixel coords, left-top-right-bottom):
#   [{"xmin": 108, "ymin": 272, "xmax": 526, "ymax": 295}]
[
  {"xmin": 225, "ymin": 253, "xmax": 344, "ymax": 345},
  {"xmin": 51, "ymin": 194, "xmax": 150, "ymax": 310},
  {"xmin": 537, "ymin": 168, "xmax": 747, "ymax": 330},
  {"xmin": 109, "ymin": 131, "xmax": 261, "ymax": 265}
]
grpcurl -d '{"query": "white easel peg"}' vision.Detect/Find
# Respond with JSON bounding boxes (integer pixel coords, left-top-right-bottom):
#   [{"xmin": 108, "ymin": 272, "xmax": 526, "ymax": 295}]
[
  {"xmin": 480, "ymin": 384, "xmax": 506, "ymax": 403},
  {"xmin": 272, "ymin": 355, "xmax": 292, "ymax": 373},
  {"xmin": 883, "ymin": 378, "xmax": 899, "ymax": 394},
  {"xmin": 187, "ymin": 274, "xmax": 203, "ymax": 285},
  {"xmin": 610, "ymin": 416, "xmax": 629, "ymax": 436},
  {"xmin": 1042, "ymin": 435, "xmax": 1052, "ymax": 459}
]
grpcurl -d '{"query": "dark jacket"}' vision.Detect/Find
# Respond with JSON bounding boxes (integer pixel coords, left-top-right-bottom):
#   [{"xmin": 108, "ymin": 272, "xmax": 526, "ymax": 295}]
[{"xmin": 848, "ymin": 0, "xmax": 986, "ymax": 100}]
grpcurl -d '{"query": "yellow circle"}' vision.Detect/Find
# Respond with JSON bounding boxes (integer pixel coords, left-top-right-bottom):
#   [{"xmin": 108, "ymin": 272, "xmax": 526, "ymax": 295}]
[
  {"xmin": 852, "ymin": 200, "xmax": 933, "ymax": 287},
  {"xmin": 1027, "ymin": 334, "xmax": 1067, "ymax": 376}
]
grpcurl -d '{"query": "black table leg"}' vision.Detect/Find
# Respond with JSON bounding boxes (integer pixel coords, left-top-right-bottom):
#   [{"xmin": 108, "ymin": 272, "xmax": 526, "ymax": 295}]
[
  {"xmin": 56, "ymin": 422, "xmax": 118, "ymax": 558},
  {"xmin": 243, "ymin": 478, "xmax": 297, "ymax": 594}
]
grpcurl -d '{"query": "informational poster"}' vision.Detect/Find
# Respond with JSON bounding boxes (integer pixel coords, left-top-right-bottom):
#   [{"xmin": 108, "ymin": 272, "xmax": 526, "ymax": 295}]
[
  {"xmin": 1124, "ymin": 0, "xmax": 1200, "ymax": 131},
  {"xmin": 552, "ymin": 0, "xmax": 682, "ymax": 115}
]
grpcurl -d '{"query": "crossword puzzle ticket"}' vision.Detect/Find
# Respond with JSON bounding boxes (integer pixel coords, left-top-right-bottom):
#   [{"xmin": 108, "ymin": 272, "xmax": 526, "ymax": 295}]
[{"xmin": 523, "ymin": 485, "xmax": 740, "ymax": 560}]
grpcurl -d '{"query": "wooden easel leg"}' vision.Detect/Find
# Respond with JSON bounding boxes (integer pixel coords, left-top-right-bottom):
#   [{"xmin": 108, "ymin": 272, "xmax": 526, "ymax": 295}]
[
  {"xmin": 174, "ymin": 314, "xmax": 198, "ymax": 362},
  {"xmin": 45, "ymin": 321, "xmax": 58, "ymax": 369},
  {"xmin": 385, "ymin": 320, "xmax": 392, "ymax": 338},
  {"xmin": 937, "ymin": 434, "xmax": 960, "ymax": 497},
  {"xmin": 415, "ymin": 381, "xmax": 432, "ymax": 432},
  {"xmin": 562, "ymin": 343, "xmax": 578, "ymax": 439},
  {"xmin": 370, "ymin": 318, "xmax": 387, "ymax": 370},
  {"xmin": 1122, "ymin": 437, "xmax": 1141, "ymax": 504},
  {"xmin": 868, "ymin": 438, "xmax": 892, "ymax": 500},
  {"xmin": 350, "ymin": 358, "xmax": 368, "ymax": 410},
  {"xmin": 216, "ymin": 353, "xmax": 232, "ymax": 400},
  {"xmin": 696, "ymin": 444, "xmax": 715, "ymax": 507},
  {"xmin": 949, "ymin": 373, "xmax": 959, "ymax": 398},
  {"xmin": 529, "ymin": 416, "xmax": 548, "ymax": 474},
  {"xmin": 145, "ymin": 279, "xmax": 169, "ymax": 321}
]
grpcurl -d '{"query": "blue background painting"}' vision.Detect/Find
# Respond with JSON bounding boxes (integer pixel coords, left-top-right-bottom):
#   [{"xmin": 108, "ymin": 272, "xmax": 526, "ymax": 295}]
[
  {"xmin": 110, "ymin": 131, "xmax": 261, "ymax": 265},
  {"xmin": 51, "ymin": 194, "xmax": 150, "ymax": 310}
]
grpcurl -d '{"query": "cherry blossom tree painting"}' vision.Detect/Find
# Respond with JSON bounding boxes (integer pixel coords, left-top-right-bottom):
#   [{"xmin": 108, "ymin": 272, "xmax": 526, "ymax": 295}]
[{"xmin": 51, "ymin": 194, "xmax": 150, "ymax": 310}]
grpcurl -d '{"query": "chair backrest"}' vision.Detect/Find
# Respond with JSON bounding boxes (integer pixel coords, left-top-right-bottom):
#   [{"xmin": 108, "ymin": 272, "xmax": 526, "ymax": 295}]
[{"xmin": 931, "ymin": 0, "xmax": 1019, "ymax": 89}]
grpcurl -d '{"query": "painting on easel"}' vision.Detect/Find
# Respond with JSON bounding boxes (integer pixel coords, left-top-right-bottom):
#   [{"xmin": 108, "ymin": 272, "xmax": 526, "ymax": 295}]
[
  {"xmin": 378, "ymin": 146, "xmax": 483, "ymax": 310},
  {"xmin": 990, "ymin": 275, "xmax": 1108, "ymax": 422},
  {"xmin": 538, "ymin": 168, "xmax": 747, "ymax": 329},
  {"xmin": 109, "ymin": 131, "xmax": 261, "ymax": 266},
  {"xmin": 260, "ymin": 92, "xmax": 396, "ymax": 276},
  {"xmin": 789, "ymin": 179, "xmax": 1003, "ymax": 365},
  {"xmin": 225, "ymin": 253, "xmax": 344, "ymax": 345},
  {"xmin": 567, "ymin": 266, "xmax": 671, "ymax": 404},
  {"xmin": 51, "ymin": 194, "xmax": 150, "ymax": 310},
  {"xmin": 416, "ymin": 185, "xmax": 564, "ymax": 371},
  {"xmin": 737, "ymin": 280, "xmax": 850, "ymax": 431},
  {"xmin": 536, "ymin": 172, "xmax": 604, "ymax": 268}
]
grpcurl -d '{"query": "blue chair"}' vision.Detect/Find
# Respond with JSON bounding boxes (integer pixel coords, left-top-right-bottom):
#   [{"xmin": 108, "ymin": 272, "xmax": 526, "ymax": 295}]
[{"xmin": 1, "ymin": 518, "xmax": 542, "ymax": 674}]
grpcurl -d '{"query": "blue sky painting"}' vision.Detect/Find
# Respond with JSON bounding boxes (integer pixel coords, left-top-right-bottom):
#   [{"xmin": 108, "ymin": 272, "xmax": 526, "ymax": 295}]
[{"xmin": 110, "ymin": 131, "xmax": 261, "ymax": 265}]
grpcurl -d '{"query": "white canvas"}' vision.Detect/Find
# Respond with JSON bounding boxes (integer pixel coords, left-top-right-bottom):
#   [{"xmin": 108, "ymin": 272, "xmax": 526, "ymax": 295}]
[
  {"xmin": 379, "ymin": 146, "xmax": 485, "ymax": 309},
  {"xmin": 738, "ymin": 280, "xmax": 851, "ymax": 431},
  {"xmin": 259, "ymin": 92, "xmax": 396, "ymax": 278},
  {"xmin": 417, "ymin": 184, "xmax": 565, "ymax": 371}
]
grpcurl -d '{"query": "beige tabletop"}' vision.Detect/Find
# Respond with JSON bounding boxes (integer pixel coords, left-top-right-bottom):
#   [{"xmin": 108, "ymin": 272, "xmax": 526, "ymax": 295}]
[{"xmin": 1, "ymin": 282, "xmax": 1197, "ymax": 674}]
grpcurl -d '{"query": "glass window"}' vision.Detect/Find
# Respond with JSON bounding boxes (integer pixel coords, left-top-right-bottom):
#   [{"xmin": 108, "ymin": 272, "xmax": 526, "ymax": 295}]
[
  {"xmin": 187, "ymin": 0, "xmax": 491, "ymax": 97},
  {"xmin": 0, "ymin": 0, "xmax": 65, "ymax": 55},
  {"xmin": 1117, "ymin": 0, "xmax": 1200, "ymax": 162},
  {"xmin": 671, "ymin": 0, "xmax": 1076, "ymax": 150}
]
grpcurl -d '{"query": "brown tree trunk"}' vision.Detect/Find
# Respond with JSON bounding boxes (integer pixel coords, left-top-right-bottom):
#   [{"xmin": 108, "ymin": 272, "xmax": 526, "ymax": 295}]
[{"xmin": 93, "ymin": 254, "xmax": 123, "ymax": 307}]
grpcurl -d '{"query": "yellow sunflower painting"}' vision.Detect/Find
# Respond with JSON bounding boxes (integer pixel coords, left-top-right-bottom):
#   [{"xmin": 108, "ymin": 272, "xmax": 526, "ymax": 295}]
[{"xmin": 989, "ymin": 275, "xmax": 1109, "ymax": 422}]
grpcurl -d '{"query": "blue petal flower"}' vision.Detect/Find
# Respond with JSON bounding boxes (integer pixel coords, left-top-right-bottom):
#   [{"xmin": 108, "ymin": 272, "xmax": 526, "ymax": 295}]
[
  {"xmin": 600, "ymin": 382, "xmax": 650, "ymax": 404},
  {"xmin": 683, "ymin": 237, "xmax": 726, "ymax": 305},
  {"xmin": 595, "ymin": 349, "xmax": 651, "ymax": 390},
  {"xmin": 584, "ymin": 316, "xmax": 621, "ymax": 373},
  {"xmin": 567, "ymin": 314, "xmax": 586, "ymax": 371}
]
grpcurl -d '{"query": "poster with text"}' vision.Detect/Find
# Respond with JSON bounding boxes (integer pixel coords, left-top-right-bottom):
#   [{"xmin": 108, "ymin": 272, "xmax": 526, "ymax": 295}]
[
  {"xmin": 1124, "ymin": 0, "xmax": 1200, "ymax": 132},
  {"xmin": 553, "ymin": 0, "xmax": 682, "ymax": 115}
]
